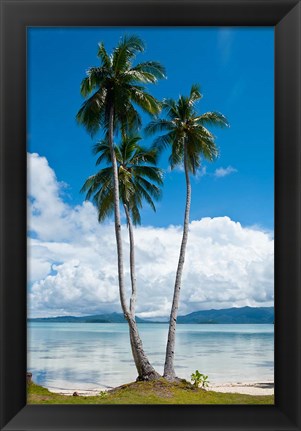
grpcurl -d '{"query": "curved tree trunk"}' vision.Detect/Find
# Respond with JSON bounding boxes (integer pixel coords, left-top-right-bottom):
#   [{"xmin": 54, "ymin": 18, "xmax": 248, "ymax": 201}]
[
  {"xmin": 123, "ymin": 203, "xmax": 137, "ymax": 317},
  {"xmin": 108, "ymin": 108, "xmax": 159, "ymax": 381},
  {"xmin": 124, "ymin": 203, "xmax": 160, "ymax": 381},
  {"xmin": 163, "ymin": 144, "xmax": 191, "ymax": 381},
  {"xmin": 108, "ymin": 106, "xmax": 129, "ymax": 319},
  {"xmin": 129, "ymin": 319, "xmax": 160, "ymax": 380}
]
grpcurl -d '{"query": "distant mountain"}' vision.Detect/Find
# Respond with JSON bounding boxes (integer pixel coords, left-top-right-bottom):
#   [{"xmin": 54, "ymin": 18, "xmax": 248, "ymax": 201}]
[
  {"xmin": 177, "ymin": 306, "xmax": 274, "ymax": 324},
  {"xmin": 28, "ymin": 312, "xmax": 146, "ymax": 324},
  {"xmin": 29, "ymin": 306, "xmax": 274, "ymax": 324}
]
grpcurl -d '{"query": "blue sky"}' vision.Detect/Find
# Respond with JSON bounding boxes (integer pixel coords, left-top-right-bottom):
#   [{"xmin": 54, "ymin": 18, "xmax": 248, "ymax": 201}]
[
  {"xmin": 27, "ymin": 28, "xmax": 274, "ymax": 317},
  {"xmin": 28, "ymin": 27, "xmax": 274, "ymax": 230}
]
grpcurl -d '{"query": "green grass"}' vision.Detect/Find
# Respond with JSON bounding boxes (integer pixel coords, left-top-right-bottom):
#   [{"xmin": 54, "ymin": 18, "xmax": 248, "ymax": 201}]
[{"xmin": 28, "ymin": 379, "xmax": 274, "ymax": 405}]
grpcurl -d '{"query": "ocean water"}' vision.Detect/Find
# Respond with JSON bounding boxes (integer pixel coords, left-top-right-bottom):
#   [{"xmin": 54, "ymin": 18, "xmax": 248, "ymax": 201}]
[{"xmin": 27, "ymin": 322, "xmax": 274, "ymax": 391}]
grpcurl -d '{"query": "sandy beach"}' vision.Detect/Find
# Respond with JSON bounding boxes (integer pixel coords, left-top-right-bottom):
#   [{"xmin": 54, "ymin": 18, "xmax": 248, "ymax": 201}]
[
  {"xmin": 48, "ymin": 388, "xmax": 109, "ymax": 397},
  {"xmin": 48, "ymin": 381, "xmax": 274, "ymax": 397},
  {"xmin": 209, "ymin": 381, "xmax": 274, "ymax": 396}
]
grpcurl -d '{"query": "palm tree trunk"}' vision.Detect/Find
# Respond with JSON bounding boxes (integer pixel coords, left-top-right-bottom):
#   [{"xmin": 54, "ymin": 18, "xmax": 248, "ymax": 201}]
[
  {"xmin": 163, "ymin": 144, "xmax": 191, "ymax": 381},
  {"xmin": 108, "ymin": 108, "xmax": 159, "ymax": 381},
  {"xmin": 124, "ymin": 203, "xmax": 160, "ymax": 381},
  {"xmin": 128, "ymin": 318, "xmax": 160, "ymax": 380},
  {"xmin": 108, "ymin": 106, "xmax": 129, "ymax": 318},
  {"xmin": 123, "ymin": 203, "xmax": 137, "ymax": 317}
]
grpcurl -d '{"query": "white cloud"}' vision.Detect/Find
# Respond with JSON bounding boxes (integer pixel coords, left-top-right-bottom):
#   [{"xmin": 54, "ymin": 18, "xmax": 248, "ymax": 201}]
[
  {"xmin": 195, "ymin": 166, "xmax": 207, "ymax": 180},
  {"xmin": 214, "ymin": 165, "xmax": 237, "ymax": 178},
  {"xmin": 166, "ymin": 165, "xmax": 184, "ymax": 174},
  {"xmin": 27, "ymin": 153, "xmax": 273, "ymax": 318},
  {"xmin": 217, "ymin": 28, "xmax": 234, "ymax": 65}
]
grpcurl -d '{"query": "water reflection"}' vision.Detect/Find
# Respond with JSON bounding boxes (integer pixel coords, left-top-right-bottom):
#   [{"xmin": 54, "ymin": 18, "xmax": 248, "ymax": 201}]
[{"xmin": 28, "ymin": 322, "xmax": 274, "ymax": 390}]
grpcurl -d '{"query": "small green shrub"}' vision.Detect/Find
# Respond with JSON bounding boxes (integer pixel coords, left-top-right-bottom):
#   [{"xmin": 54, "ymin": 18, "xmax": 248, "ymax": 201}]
[{"xmin": 191, "ymin": 370, "xmax": 210, "ymax": 389}]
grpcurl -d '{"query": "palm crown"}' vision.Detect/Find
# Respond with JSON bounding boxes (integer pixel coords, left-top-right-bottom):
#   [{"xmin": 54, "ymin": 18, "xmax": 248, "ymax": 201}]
[
  {"xmin": 81, "ymin": 135, "xmax": 163, "ymax": 225},
  {"xmin": 76, "ymin": 35, "xmax": 166, "ymax": 137},
  {"xmin": 145, "ymin": 84, "xmax": 229, "ymax": 174}
]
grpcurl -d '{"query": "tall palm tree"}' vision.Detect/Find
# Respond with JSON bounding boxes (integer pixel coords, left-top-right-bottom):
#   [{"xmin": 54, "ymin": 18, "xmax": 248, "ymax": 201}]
[
  {"xmin": 76, "ymin": 36, "xmax": 165, "ymax": 380},
  {"xmin": 146, "ymin": 84, "xmax": 229, "ymax": 381},
  {"xmin": 81, "ymin": 135, "xmax": 163, "ymax": 380}
]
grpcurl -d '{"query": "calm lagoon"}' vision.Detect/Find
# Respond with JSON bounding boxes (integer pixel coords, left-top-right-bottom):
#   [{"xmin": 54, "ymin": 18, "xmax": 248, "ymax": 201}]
[{"xmin": 28, "ymin": 322, "xmax": 274, "ymax": 391}]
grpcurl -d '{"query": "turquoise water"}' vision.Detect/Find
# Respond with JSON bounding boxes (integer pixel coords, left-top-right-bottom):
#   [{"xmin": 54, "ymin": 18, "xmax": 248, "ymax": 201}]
[{"xmin": 28, "ymin": 322, "xmax": 274, "ymax": 391}]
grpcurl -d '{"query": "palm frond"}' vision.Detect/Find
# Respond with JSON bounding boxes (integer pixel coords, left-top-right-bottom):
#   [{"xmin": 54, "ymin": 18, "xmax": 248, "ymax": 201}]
[
  {"xmin": 131, "ymin": 147, "xmax": 158, "ymax": 165},
  {"xmin": 196, "ymin": 112, "xmax": 229, "ymax": 128},
  {"xmin": 80, "ymin": 67, "xmax": 107, "ymax": 97},
  {"xmin": 169, "ymin": 139, "xmax": 184, "ymax": 170},
  {"xmin": 161, "ymin": 98, "xmax": 179, "ymax": 120},
  {"xmin": 124, "ymin": 70, "xmax": 158, "ymax": 84},
  {"xmin": 77, "ymin": 35, "xmax": 166, "ymax": 144},
  {"xmin": 97, "ymin": 42, "xmax": 112, "ymax": 69},
  {"xmin": 129, "ymin": 204, "xmax": 141, "ymax": 226},
  {"xmin": 96, "ymin": 187, "xmax": 115, "ymax": 222},
  {"xmin": 121, "ymin": 135, "xmax": 142, "ymax": 157},
  {"xmin": 144, "ymin": 119, "xmax": 173, "ymax": 136},
  {"xmin": 80, "ymin": 167, "xmax": 112, "ymax": 200},
  {"xmin": 135, "ymin": 182, "xmax": 157, "ymax": 212},
  {"xmin": 134, "ymin": 166, "xmax": 164, "ymax": 185},
  {"xmin": 76, "ymin": 89, "xmax": 107, "ymax": 136},
  {"xmin": 151, "ymin": 132, "xmax": 174, "ymax": 154},
  {"xmin": 93, "ymin": 141, "xmax": 112, "ymax": 165},
  {"xmin": 112, "ymin": 92, "xmax": 142, "ymax": 135},
  {"xmin": 137, "ymin": 176, "xmax": 162, "ymax": 201},
  {"xmin": 144, "ymin": 84, "xmax": 227, "ymax": 177},
  {"xmin": 192, "ymin": 132, "xmax": 219, "ymax": 162},
  {"xmin": 186, "ymin": 140, "xmax": 201, "ymax": 174},
  {"xmin": 128, "ymin": 86, "xmax": 161, "ymax": 115},
  {"xmin": 131, "ymin": 61, "xmax": 166, "ymax": 80},
  {"xmin": 189, "ymin": 83, "xmax": 202, "ymax": 105},
  {"xmin": 113, "ymin": 35, "xmax": 144, "ymax": 73}
]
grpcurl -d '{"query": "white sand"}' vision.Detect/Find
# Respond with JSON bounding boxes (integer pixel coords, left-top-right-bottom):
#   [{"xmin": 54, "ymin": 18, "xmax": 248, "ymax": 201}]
[
  {"xmin": 47, "ymin": 381, "xmax": 274, "ymax": 397},
  {"xmin": 47, "ymin": 386, "xmax": 112, "ymax": 396},
  {"xmin": 209, "ymin": 381, "xmax": 274, "ymax": 396}
]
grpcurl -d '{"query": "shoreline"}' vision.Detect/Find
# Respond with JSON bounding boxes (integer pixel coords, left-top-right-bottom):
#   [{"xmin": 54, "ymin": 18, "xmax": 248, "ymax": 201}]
[
  {"xmin": 209, "ymin": 381, "xmax": 274, "ymax": 396},
  {"xmin": 47, "ymin": 380, "xmax": 274, "ymax": 397}
]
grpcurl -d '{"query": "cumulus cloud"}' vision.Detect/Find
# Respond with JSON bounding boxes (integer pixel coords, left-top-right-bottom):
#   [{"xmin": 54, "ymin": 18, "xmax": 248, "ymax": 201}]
[
  {"xmin": 27, "ymin": 153, "xmax": 274, "ymax": 318},
  {"xmin": 214, "ymin": 165, "xmax": 237, "ymax": 178}
]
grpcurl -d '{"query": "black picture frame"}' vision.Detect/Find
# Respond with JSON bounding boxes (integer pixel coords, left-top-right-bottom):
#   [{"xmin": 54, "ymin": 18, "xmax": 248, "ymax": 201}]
[{"xmin": 0, "ymin": 0, "xmax": 300, "ymax": 430}]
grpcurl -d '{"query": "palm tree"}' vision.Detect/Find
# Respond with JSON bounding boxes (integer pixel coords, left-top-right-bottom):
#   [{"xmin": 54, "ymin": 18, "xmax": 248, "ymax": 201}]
[
  {"xmin": 81, "ymin": 135, "xmax": 163, "ymax": 380},
  {"xmin": 76, "ymin": 36, "xmax": 165, "ymax": 380},
  {"xmin": 146, "ymin": 84, "xmax": 229, "ymax": 381}
]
